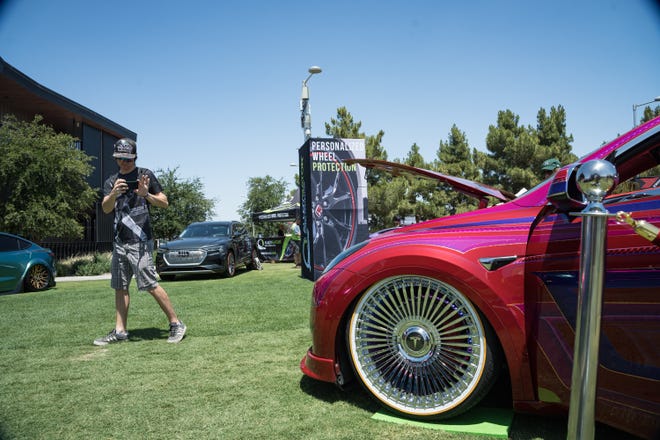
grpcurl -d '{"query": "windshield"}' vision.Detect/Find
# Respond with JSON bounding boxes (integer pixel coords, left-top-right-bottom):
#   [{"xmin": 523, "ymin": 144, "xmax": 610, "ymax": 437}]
[
  {"xmin": 180, "ymin": 223, "xmax": 229, "ymax": 238},
  {"xmin": 513, "ymin": 176, "xmax": 552, "ymax": 198}
]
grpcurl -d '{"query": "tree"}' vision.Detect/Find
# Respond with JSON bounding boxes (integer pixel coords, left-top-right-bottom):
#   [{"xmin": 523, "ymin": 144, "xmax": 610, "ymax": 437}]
[
  {"xmin": 0, "ymin": 114, "xmax": 97, "ymax": 241},
  {"xmin": 535, "ymin": 105, "xmax": 577, "ymax": 179},
  {"xmin": 324, "ymin": 106, "xmax": 388, "ymax": 161},
  {"xmin": 363, "ymin": 144, "xmax": 422, "ymax": 231},
  {"xmin": 641, "ymin": 106, "xmax": 660, "ymax": 124},
  {"xmin": 367, "ymin": 177, "xmax": 408, "ymax": 230},
  {"xmin": 324, "ymin": 106, "xmax": 363, "ymax": 139},
  {"xmin": 476, "ymin": 107, "xmax": 576, "ymax": 194},
  {"xmin": 639, "ymin": 106, "xmax": 660, "ymax": 178},
  {"xmin": 475, "ymin": 109, "xmax": 539, "ymax": 194},
  {"xmin": 150, "ymin": 167, "xmax": 215, "ymax": 239},
  {"xmin": 395, "ymin": 143, "xmax": 436, "ymax": 222},
  {"xmin": 433, "ymin": 125, "xmax": 481, "ymax": 215},
  {"xmin": 366, "ymin": 130, "xmax": 388, "ymax": 161},
  {"xmin": 325, "ymin": 107, "xmax": 399, "ymax": 229},
  {"xmin": 238, "ymin": 176, "xmax": 288, "ymax": 236}
]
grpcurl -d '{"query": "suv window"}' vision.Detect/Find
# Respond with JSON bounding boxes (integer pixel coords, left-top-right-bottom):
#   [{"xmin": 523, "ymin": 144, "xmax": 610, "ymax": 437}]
[{"xmin": 229, "ymin": 223, "xmax": 243, "ymax": 236}]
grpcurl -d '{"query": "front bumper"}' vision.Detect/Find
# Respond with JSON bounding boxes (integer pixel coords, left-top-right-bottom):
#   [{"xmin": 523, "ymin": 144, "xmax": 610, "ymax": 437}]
[
  {"xmin": 156, "ymin": 250, "xmax": 227, "ymax": 276},
  {"xmin": 156, "ymin": 263, "xmax": 226, "ymax": 276},
  {"xmin": 300, "ymin": 348, "xmax": 339, "ymax": 384}
]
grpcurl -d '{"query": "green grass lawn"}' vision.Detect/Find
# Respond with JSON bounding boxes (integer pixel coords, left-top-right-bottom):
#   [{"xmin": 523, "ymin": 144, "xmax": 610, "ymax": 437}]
[{"xmin": 0, "ymin": 263, "xmax": 634, "ymax": 439}]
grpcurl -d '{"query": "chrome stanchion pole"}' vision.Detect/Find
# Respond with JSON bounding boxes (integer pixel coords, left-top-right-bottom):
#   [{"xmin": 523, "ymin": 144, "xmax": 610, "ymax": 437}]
[{"xmin": 567, "ymin": 160, "xmax": 618, "ymax": 440}]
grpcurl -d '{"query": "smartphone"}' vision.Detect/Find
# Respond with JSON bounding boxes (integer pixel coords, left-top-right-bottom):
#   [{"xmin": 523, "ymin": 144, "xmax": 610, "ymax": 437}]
[{"xmin": 125, "ymin": 180, "xmax": 139, "ymax": 191}]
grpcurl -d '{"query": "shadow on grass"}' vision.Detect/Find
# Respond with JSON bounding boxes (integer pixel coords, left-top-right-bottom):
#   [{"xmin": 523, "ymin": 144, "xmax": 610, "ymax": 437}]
[
  {"xmin": 158, "ymin": 267, "xmax": 252, "ymax": 283},
  {"xmin": 299, "ymin": 372, "xmax": 514, "ymax": 420},
  {"xmin": 128, "ymin": 327, "xmax": 169, "ymax": 342},
  {"xmin": 299, "ymin": 371, "xmax": 640, "ymax": 439},
  {"xmin": 299, "ymin": 376, "xmax": 380, "ymax": 413},
  {"xmin": 0, "ymin": 420, "xmax": 9, "ymax": 440},
  {"xmin": 509, "ymin": 413, "xmax": 642, "ymax": 440}
]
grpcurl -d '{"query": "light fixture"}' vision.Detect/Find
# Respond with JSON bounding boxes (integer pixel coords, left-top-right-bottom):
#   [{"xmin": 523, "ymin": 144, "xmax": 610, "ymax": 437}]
[
  {"xmin": 632, "ymin": 96, "xmax": 660, "ymax": 126},
  {"xmin": 300, "ymin": 66, "xmax": 322, "ymax": 141}
]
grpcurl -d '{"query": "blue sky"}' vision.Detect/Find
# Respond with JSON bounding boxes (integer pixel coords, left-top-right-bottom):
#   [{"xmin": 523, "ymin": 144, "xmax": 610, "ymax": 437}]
[{"xmin": 1, "ymin": 0, "xmax": 658, "ymax": 220}]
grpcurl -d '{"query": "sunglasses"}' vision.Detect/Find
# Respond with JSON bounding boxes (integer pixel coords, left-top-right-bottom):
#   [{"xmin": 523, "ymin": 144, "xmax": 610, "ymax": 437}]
[{"xmin": 116, "ymin": 157, "xmax": 134, "ymax": 162}]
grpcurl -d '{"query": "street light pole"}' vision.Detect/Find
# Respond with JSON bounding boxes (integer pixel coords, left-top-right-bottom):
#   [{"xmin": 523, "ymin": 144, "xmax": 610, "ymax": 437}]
[
  {"xmin": 301, "ymin": 66, "xmax": 322, "ymax": 141},
  {"xmin": 632, "ymin": 96, "xmax": 660, "ymax": 127}
]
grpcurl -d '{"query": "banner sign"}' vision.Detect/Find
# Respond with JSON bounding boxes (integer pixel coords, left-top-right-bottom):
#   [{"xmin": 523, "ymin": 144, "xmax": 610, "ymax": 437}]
[
  {"xmin": 298, "ymin": 138, "xmax": 369, "ymax": 280},
  {"xmin": 255, "ymin": 236, "xmax": 296, "ymax": 262},
  {"xmin": 252, "ymin": 210, "xmax": 297, "ymax": 222}
]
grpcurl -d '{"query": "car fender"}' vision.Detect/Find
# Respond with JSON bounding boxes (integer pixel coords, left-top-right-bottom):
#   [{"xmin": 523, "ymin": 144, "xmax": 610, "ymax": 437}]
[
  {"xmin": 313, "ymin": 243, "xmax": 534, "ymax": 401},
  {"xmin": 7, "ymin": 259, "xmax": 39, "ymax": 293},
  {"xmin": 21, "ymin": 256, "xmax": 55, "ymax": 289},
  {"xmin": 227, "ymin": 243, "xmax": 245, "ymax": 265}
]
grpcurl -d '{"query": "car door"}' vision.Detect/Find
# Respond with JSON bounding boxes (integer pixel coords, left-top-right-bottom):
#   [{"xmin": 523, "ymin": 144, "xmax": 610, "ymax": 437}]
[
  {"xmin": 0, "ymin": 234, "xmax": 28, "ymax": 292},
  {"xmin": 523, "ymin": 130, "xmax": 660, "ymax": 435},
  {"xmin": 233, "ymin": 223, "xmax": 251, "ymax": 263}
]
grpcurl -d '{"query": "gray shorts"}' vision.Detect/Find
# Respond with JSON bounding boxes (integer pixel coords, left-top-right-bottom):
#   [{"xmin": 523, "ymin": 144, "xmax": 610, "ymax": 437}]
[{"xmin": 111, "ymin": 240, "xmax": 159, "ymax": 291}]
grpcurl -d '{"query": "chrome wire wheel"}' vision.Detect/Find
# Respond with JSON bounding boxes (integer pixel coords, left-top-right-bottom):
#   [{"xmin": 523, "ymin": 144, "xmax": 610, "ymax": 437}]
[{"xmin": 348, "ymin": 275, "xmax": 491, "ymax": 418}]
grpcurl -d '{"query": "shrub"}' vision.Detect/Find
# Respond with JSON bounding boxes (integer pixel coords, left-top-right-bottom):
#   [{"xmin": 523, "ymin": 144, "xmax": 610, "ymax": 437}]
[{"xmin": 56, "ymin": 252, "xmax": 112, "ymax": 276}]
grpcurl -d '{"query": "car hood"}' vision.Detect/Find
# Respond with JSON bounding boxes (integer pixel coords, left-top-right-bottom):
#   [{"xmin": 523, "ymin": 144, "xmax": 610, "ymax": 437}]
[
  {"xmin": 325, "ymin": 201, "xmax": 545, "ymax": 277},
  {"xmin": 161, "ymin": 237, "xmax": 230, "ymax": 249},
  {"xmin": 378, "ymin": 200, "xmax": 541, "ymax": 247},
  {"xmin": 344, "ymin": 158, "xmax": 516, "ymax": 205}
]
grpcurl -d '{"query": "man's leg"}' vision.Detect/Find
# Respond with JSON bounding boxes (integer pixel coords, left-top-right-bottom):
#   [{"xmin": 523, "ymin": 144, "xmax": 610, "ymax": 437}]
[
  {"xmin": 147, "ymin": 285, "xmax": 178, "ymax": 323},
  {"xmin": 115, "ymin": 289, "xmax": 130, "ymax": 333},
  {"xmin": 99, "ymin": 243, "xmax": 131, "ymax": 342},
  {"xmin": 148, "ymin": 285, "xmax": 187, "ymax": 343},
  {"xmin": 93, "ymin": 287, "xmax": 130, "ymax": 346},
  {"xmin": 138, "ymin": 241, "xmax": 186, "ymax": 342}
]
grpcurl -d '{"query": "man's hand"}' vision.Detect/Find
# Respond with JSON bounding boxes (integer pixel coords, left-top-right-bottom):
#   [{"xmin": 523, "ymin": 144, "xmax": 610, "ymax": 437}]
[
  {"xmin": 112, "ymin": 178, "xmax": 129, "ymax": 196},
  {"xmin": 136, "ymin": 174, "xmax": 150, "ymax": 197}
]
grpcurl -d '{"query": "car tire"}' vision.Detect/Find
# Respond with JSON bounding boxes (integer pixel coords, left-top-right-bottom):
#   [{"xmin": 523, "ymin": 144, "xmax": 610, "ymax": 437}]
[
  {"xmin": 24, "ymin": 264, "xmax": 51, "ymax": 292},
  {"xmin": 224, "ymin": 251, "xmax": 236, "ymax": 277},
  {"xmin": 347, "ymin": 275, "xmax": 501, "ymax": 419}
]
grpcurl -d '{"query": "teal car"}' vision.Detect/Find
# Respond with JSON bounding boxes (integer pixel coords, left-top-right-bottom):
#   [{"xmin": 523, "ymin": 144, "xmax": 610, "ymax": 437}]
[{"xmin": 0, "ymin": 232, "xmax": 56, "ymax": 294}]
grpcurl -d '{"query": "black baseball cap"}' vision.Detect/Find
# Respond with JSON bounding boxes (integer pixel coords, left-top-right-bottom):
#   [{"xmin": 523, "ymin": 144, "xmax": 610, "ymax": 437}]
[{"xmin": 113, "ymin": 138, "xmax": 137, "ymax": 159}]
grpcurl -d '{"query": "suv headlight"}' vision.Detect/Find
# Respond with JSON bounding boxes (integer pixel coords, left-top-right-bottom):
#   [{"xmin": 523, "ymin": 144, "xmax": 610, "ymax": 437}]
[{"xmin": 206, "ymin": 245, "xmax": 226, "ymax": 254}]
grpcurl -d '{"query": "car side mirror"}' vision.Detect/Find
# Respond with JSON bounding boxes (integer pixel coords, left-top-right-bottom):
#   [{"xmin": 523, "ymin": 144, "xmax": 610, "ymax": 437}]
[{"xmin": 547, "ymin": 163, "xmax": 588, "ymax": 212}]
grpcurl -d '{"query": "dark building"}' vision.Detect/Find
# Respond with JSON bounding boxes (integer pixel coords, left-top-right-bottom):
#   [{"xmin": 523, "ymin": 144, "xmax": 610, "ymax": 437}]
[{"xmin": 0, "ymin": 56, "xmax": 136, "ymax": 257}]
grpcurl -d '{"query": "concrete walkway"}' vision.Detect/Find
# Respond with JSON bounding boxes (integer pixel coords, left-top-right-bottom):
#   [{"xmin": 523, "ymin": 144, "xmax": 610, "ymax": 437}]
[{"xmin": 56, "ymin": 273, "xmax": 111, "ymax": 282}]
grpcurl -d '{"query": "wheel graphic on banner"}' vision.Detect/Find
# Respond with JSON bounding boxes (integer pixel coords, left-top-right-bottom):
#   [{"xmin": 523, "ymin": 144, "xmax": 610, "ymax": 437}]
[{"xmin": 312, "ymin": 161, "xmax": 357, "ymax": 271}]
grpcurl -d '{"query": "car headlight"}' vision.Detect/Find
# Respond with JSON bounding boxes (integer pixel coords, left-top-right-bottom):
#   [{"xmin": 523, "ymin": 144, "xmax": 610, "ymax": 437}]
[{"xmin": 206, "ymin": 245, "xmax": 226, "ymax": 254}]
